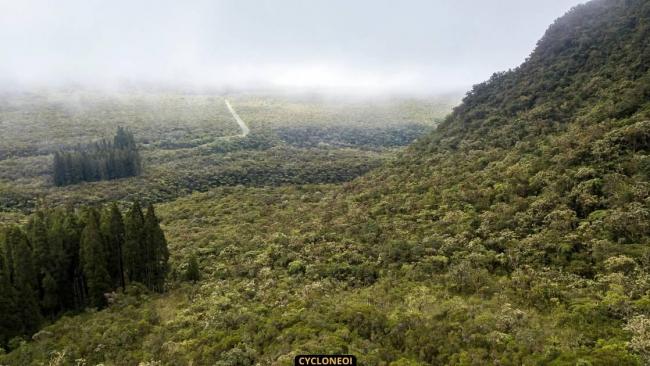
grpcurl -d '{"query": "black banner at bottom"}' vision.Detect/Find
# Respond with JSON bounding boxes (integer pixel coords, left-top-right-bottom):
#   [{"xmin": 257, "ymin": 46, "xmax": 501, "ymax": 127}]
[{"xmin": 294, "ymin": 355, "xmax": 357, "ymax": 366}]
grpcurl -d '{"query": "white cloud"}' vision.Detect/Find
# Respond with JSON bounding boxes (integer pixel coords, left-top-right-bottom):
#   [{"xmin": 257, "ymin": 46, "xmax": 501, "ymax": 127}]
[{"xmin": 0, "ymin": 0, "xmax": 586, "ymax": 93}]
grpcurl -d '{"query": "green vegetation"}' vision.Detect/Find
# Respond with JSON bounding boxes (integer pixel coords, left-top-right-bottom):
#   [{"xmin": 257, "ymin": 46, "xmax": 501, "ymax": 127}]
[
  {"xmin": 0, "ymin": 93, "xmax": 239, "ymax": 159},
  {"xmin": 0, "ymin": 94, "xmax": 451, "ymax": 217},
  {"xmin": 2, "ymin": 0, "xmax": 650, "ymax": 364},
  {"xmin": 53, "ymin": 127, "xmax": 142, "ymax": 186},
  {"xmin": 0, "ymin": 202, "xmax": 169, "ymax": 348}
]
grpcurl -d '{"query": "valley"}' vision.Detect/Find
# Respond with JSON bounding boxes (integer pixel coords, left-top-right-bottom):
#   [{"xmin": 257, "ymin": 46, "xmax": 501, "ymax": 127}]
[
  {"xmin": 1, "ymin": 0, "xmax": 650, "ymax": 365},
  {"xmin": 0, "ymin": 92, "xmax": 454, "ymax": 221}
]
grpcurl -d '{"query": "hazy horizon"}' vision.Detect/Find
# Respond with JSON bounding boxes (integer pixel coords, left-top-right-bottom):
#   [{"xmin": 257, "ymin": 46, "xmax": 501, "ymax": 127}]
[{"xmin": 1, "ymin": 0, "xmax": 586, "ymax": 95}]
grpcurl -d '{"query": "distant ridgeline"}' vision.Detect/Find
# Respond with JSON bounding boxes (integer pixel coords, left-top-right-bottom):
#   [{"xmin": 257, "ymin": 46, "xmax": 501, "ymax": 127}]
[
  {"xmin": 0, "ymin": 201, "xmax": 169, "ymax": 347},
  {"xmin": 52, "ymin": 127, "xmax": 142, "ymax": 186}
]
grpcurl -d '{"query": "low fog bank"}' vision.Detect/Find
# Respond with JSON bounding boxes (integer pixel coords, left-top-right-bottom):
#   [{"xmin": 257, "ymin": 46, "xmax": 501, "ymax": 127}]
[
  {"xmin": 0, "ymin": 67, "xmax": 470, "ymax": 99},
  {"xmin": 0, "ymin": 79, "xmax": 468, "ymax": 103},
  {"xmin": 1, "ymin": 0, "xmax": 585, "ymax": 99}
]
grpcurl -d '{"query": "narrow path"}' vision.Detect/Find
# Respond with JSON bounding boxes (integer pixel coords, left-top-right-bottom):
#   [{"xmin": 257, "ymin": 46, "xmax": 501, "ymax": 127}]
[
  {"xmin": 225, "ymin": 99, "xmax": 249, "ymax": 137},
  {"xmin": 195, "ymin": 98, "xmax": 250, "ymax": 150}
]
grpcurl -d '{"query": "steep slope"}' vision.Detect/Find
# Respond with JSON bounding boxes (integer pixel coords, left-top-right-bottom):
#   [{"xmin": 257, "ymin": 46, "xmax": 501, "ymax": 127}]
[
  {"xmin": 356, "ymin": 0, "xmax": 650, "ymax": 276},
  {"xmin": 425, "ymin": 0, "xmax": 650, "ymax": 151},
  {"xmin": 2, "ymin": 0, "xmax": 650, "ymax": 365}
]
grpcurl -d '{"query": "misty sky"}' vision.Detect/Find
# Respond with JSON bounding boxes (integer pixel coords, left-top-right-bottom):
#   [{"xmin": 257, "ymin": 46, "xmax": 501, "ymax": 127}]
[{"xmin": 0, "ymin": 0, "xmax": 586, "ymax": 94}]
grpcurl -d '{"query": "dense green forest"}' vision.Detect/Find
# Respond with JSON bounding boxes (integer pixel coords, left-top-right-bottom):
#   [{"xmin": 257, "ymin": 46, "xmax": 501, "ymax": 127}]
[
  {"xmin": 0, "ymin": 95, "xmax": 448, "ymax": 215},
  {"xmin": 0, "ymin": 202, "xmax": 168, "ymax": 348},
  {"xmin": 1, "ymin": 0, "xmax": 650, "ymax": 364},
  {"xmin": 53, "ymin": 127, "xmax": 142, "ymax": 186}
]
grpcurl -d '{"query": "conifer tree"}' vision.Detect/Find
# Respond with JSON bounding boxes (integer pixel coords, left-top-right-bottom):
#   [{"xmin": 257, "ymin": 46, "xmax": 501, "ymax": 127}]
[
  {"xmin": 100, "ymin": 203, "xmax": 126, "ymax": 288},
  {"xmin": 4, "ymin": 226, "xmax": 42, "ymax": 334},
  {"xmin": 144, "ymin": 204, "xmax": 169, "ymax": 292},
  {"xmin": 45, "ymin": 210, "xmax": 70, "ymax": 313},
  {"xmin": 52, "ymin": 152, "xmax": 66, "ymax": 186},
  {"xmin": 61, "ymin": 209, "xmax": 84, "ymax": 309},
  {"xmin": 79, "ymin": 210, "xmax": 111, "ymax": 308},
  {"xmin": 123, "ymin": 201, "xmax": 145, "ymax": 284},
  {"xmin": 27, "ymin": 212, "xmax": 50, "ymax": 304},
  {"xmin": 115, "ymin": 126, "xmax": 138, "ymax": 149},
  {"xmin": 40, "ymin": 271, "xmax": 59, "ymax": 316},
  {"xmin": 28, "ymin": 212, "xmax": 49, "ymax": 268},
  {"xmin": 0, "ymin": 241, "xmax": 21, "ymax": 346}
]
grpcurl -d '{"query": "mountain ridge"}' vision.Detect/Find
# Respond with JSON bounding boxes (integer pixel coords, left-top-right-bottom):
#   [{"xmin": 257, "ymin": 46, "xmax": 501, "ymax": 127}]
[
  {"xmin": 415, "ymin": 0, "xmax": 650, "ymax": 153},
  {"xmin": 2, "ymin": 0, "xmax": 650, "ymax": 364}
]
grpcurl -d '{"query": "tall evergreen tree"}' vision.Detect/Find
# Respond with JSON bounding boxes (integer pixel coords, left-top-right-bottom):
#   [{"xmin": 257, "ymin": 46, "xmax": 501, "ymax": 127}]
[
  {"xmin": 61, "ymin": 209, "xmax": 84, "ymax": 309},
  {"xmin": 40, "ymin": 271, "xmax": 59, "ymax": 316},
  {"xmin": 28, "ymin": 212, "xmax": 49, "ymax": 271},
  {"xmin": 27, "ymin": 212, "xmax": 51, "ymax": 308},
  {"xmin": 79, "ymin": 210, "xmax": 112, "ymax": 308},
  {"xmin": 100, "ymin": 203, "xmax": 126, "ymax": 289},
  {"xmin": 114, "ymin": 126, "xmax": 136, "ymax": 149},
  {"xmin": 144, "ymin": 204, "xmax": 169, "ymax": 292},
  {"xmin": 4, "ymin": 226, "xmax": 42, "ymax": 334},
  {"xmin": 52, "ymin": 152, "xmax": 66, "ymax": 186},
  {"xmin": 123, "ymin": 201, "xmax": 145, "ymax": 285},
  {"xmin": 0, "ymin": 238, "xmax": 21, "ymax": 346},
  {"xmin": 45, "ymin": 210, "xmax": 70, "ymax": 314}
]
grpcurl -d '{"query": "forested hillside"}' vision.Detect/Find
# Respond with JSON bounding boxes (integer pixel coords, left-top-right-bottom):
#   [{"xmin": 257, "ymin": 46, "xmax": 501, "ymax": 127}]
[{"xmin": 1, "ymin": 0, "xmax": 650, "ymax": 365}]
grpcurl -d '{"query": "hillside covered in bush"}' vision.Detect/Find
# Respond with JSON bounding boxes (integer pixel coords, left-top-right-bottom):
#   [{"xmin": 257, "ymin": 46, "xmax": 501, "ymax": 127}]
[{"xmin": 1, "ymin": 0, "xmax": 650, "ymax": 364}]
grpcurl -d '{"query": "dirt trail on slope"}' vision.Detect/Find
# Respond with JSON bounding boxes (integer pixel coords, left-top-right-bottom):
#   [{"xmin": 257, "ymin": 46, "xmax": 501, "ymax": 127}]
[
  {"xmin": 224, "ymin": 99, "xmax": 249, "ymax": 137},
  {"xmin": 194, "ymin": 99, "xmax": 250, "ymax": 151}
]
